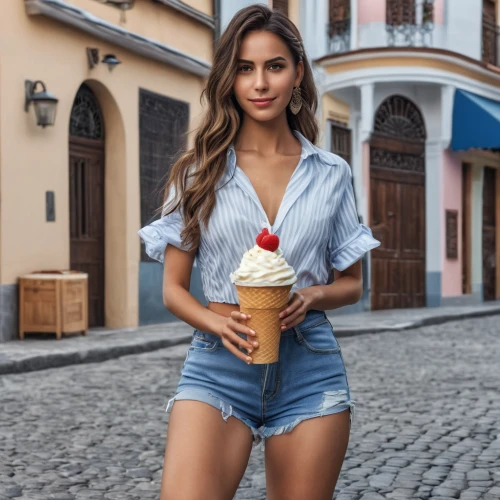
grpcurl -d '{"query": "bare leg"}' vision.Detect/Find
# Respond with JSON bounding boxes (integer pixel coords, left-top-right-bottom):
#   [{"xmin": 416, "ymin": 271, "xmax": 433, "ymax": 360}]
[
  {"xmin": 160, "ymin": 400, "xmax": 254, "ymax": 500},
  {"xmin": 265, "ymin": 409, "xmax": 351, "ymax": 500}
]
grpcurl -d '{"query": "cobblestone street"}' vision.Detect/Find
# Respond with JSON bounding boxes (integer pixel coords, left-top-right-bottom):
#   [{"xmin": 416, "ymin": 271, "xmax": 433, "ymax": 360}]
[{"xmin": 1, "ymin": 315, "xmax": 499, "ymax": 500}]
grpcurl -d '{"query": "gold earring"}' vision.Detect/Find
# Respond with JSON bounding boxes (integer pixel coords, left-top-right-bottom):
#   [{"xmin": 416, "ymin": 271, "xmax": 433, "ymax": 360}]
[{"xmin": 289, "ymin": 87, "xmax": 302, "ymax": 115}]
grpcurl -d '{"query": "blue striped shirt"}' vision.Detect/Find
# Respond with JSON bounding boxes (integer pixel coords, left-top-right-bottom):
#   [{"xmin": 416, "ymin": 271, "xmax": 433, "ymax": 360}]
[{"xmin": 138, "ymin": 130, "xmax": 381, "ymax": 304}]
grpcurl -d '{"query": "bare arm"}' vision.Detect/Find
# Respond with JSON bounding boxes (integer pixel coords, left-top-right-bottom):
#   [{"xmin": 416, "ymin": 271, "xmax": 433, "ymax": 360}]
[
  {"xmin": 277, "ymin": 260, "xmax": 363, "ymax": 330},
  {"xmin": 162, "ymin": 244, "xmax": 226, "ymax": 336},
  {"xmin": 162, "ymin": 244, "xmax": 259, "ymax": 363},
  {"xmin": 307, "ymin": 259, "xmax": 363, "ymax": 311}
]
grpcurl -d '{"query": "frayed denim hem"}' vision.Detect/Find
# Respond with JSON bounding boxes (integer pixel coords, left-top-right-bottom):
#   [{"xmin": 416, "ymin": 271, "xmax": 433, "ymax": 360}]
[
  {"xmin": 257, "ymin": 390, "xmax": 355, "ymax": 452},
  {"xmin": 165, "ymin": 388, "xmax": 263, "ymax": 447},
  {"xmin": 164, "ymin": 388, "xmax": 354, "ymax": 454}
]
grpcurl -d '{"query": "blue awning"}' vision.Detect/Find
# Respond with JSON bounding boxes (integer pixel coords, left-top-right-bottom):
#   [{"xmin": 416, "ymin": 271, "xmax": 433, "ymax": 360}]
[{"xmin": 452, "ymin": 89, "xmax": 500, "ymax": 151}]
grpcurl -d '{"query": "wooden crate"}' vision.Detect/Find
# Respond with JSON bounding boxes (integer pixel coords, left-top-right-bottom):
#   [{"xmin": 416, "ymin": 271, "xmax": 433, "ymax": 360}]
[{"xmin": 19, "ymin": 271, "xmax": 88, "ymax": 340}]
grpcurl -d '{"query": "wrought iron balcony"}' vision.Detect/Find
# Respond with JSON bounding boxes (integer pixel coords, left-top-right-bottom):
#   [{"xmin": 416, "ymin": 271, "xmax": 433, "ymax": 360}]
[{"xmin": 386, "ymin": 0, "xmax": 435, "ymax": 47}]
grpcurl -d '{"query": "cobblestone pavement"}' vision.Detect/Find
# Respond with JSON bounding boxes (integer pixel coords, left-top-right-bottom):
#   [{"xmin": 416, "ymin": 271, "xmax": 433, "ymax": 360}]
[{"xmin": 1, "ymin": 316, "xmax": 499, "ymax": 499}]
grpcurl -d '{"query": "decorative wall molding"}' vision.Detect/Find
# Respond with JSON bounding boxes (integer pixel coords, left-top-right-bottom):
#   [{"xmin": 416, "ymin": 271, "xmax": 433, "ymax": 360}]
[
  {"xmin": 370, "ymin": 147, "xmax": 426, "ymax": 173},
  {"xmin": 315, "ymin": 47, "xmax": 500, "ymax": 100}
]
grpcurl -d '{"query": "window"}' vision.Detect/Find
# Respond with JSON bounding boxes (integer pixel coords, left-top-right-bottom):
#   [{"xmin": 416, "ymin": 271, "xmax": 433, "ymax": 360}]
[
  {"xmin": 272, "ymin": 0, "xmax": 288, "ymax": 16},
  {"xmin": 330, "ymin": 121, "xmax": 352, "ymax": 166},
  {"xmin": 328, "ymin": 0, "xmax": 351, "ymax": 53},
  {"xmin": 328, "ymin": 0, "xmax": 350, "ymax": 37},
  {"xmin": 329, "ymin": 121, "xmax": 362, "ymax": 242},
  {"xmin": 139, "ymin": 89, "xmax": 189, "ymax": 262},
  {"xmin": 482, "ymin": 0, "xmax": 498, "ymax": 65},
  {"xmin": 386, "ymin": 0, "xmax": 416, "ymax": 27}
]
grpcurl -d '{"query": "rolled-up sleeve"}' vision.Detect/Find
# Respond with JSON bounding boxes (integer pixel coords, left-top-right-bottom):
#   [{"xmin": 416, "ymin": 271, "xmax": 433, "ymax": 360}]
[
  {"xmin": 329, "ymin": 161, "xmax": 381, "ymax": 271},
  {"xmin": 138, "ymin": 186, "xmax": 190, "ymax": 264}
]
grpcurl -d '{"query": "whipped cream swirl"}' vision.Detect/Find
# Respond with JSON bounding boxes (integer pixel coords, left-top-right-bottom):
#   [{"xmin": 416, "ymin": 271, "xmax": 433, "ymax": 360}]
[{"xmin": 230, "ymin": 245, "xmax": 297, "ymax": 286}]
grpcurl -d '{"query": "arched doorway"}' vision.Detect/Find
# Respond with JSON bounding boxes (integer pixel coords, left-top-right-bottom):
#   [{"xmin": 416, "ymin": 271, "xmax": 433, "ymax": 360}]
[
  {"xmin": 370, "ymin": 95, "xmax": 426, "ymax": 310},
  {"xmin": 69, "ymin": 84, "xmax": 105, "ymax": 327}
]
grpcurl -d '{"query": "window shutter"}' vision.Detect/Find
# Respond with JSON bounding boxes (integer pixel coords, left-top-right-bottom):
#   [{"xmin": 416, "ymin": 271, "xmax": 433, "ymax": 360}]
[
  {"xmin": 328, "ymin": 0, "xmax": 351, "ymax": 38},
  {"xmin": 330, "ymin": 122, "xmax": 352, "ymax": 166},
  {"xmin": 482, "ymin": 0, "xmax": 498, "ymax": 65},
  {"xmin": 386, "ymin": 0, "xmax": 416, "ymax": 26}
]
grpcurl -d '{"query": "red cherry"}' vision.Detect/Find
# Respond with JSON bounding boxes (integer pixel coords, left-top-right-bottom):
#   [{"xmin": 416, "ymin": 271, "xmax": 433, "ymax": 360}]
[
  {"xmin": 260, "ymin": 234, "xmax": 279, "ymax": 252},
  {"xmin": 256, "ymin": 228, "xmax": 269, "ymax": 246}
]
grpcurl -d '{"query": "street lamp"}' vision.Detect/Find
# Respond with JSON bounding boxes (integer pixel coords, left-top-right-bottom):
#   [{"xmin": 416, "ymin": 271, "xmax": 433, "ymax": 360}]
[{"xmin": 24, "ymin": 80, "xmax": 58, "ymax": 127}]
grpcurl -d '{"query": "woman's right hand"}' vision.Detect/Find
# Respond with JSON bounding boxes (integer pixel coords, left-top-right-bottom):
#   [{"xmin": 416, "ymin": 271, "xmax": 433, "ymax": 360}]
[{"xmin": 218, "ymin": 312, "xmax": 259, "ymax": 364}]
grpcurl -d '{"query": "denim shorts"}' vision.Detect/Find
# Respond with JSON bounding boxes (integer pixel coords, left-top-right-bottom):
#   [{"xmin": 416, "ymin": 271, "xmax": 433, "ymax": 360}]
[{"xmin": 165, "ymin": 309, "xmax": 355, "ymax": 450}]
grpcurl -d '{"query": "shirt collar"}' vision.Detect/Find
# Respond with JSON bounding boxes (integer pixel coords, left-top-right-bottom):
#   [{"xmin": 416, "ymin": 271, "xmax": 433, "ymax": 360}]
[{"xmin": 217, "ymin": 130, "xmax": 324, "ymax": 191}]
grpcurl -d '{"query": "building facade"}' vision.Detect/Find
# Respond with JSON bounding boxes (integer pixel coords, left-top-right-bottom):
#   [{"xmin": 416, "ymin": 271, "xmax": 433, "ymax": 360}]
[
  {"xmin": 240, "ymin": 0, "xmax": 500, "ymax": 312},
  {"xmin": 0, "ymin": 0, "xmax": 214, "ymax": 342},
  {"xmin": 2, "ymin": 0, "xmax": 499, "ymax": 342},
  {"xmin": 310, "ymin": 0, "xmax": 500, "ymax": 310}
]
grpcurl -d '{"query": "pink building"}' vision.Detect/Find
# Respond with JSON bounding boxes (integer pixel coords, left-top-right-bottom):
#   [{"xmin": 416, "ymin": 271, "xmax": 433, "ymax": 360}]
[{"xmin": 298, "ymin": 0, "xmax": 500, "ymax": 311}]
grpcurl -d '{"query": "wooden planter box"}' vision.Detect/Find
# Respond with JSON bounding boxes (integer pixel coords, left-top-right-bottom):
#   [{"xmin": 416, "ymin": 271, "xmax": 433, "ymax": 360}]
[{"xmin": 19, "ymin": 271, "xmax": 88, "ymax": 340}]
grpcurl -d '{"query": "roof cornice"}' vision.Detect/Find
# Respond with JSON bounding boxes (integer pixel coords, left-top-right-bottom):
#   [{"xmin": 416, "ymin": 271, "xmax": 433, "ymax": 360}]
[
  {"xmin": 25, "ymin": 0, "xmax": 212, "ymax": 77},
  {"xmin": 315, "ymin": 47, "xmax": 500, "ymax": 81},
  {"xmin": 151, "ymin": 0, "xmax": 215, "ymax": 29}
]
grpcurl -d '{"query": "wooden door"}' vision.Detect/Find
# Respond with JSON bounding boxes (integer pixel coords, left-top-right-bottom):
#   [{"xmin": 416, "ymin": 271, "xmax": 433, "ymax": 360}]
[
  {"xmin": 482, "ymin": 167, "xmax": 496, "ymax": 301},
  {"xmin": 370, "ymin": 96, "xmax": 426, "ymax": 310},
  {"xmin": 69, "ymin": 85, "xmax": 105, "ymax": 327}
]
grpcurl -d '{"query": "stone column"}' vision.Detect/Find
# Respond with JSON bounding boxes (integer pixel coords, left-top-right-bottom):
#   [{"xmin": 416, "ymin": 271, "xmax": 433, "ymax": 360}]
[
  {"xmin": 359, "ymin": 83, "xmax": 374, "ymax": 310},
  {"xmin": 425, "ymin": 140, "xmax": 443, "ymax": 307}
]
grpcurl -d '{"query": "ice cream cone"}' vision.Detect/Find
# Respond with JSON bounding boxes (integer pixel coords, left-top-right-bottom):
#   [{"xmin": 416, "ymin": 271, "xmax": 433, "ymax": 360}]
[{"xmin": 235, "ymin": 283, "xmax": 293, "ymax": 364}]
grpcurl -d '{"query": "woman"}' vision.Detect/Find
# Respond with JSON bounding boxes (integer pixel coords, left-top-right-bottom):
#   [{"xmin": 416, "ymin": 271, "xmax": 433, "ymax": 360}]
[{"xmin": 139, "ymin": 5, "xmax": 380, "ymax": 499}]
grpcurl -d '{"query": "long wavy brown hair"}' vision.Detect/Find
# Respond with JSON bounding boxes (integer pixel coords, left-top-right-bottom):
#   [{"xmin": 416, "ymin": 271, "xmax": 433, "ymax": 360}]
[{"xmin": 159, "ymin": 4, "xmax": 319, "ymax": 251}]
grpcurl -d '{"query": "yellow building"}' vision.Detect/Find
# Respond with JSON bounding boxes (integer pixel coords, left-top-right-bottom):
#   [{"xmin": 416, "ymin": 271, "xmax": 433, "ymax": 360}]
[{"xmin": 0, "ymin": 0, "xmax": 214, "ymax": 342}]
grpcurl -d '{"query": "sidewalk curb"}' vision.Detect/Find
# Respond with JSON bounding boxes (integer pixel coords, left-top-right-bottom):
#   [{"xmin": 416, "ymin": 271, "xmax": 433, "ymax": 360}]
[
  {"xmin": 0, "ymin": 336, "xmax": 192, "ymax": 376},
  {"xmin": 1, "ymin": 306, "xmax": 500, "ymax": 376},
  {"xmin": 333, "ymin": 306, "xmax": 500, "ymax": 337}
]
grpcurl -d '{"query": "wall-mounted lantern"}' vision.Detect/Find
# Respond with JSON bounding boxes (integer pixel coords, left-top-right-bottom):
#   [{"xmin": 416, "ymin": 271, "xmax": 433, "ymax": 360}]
[
  {"xmin": 24, "ymin": 80, "xmax": 58, "ymax": 127},
  {"xmin": 102, "ymin": 54, "xmax": 122, "ymax": 71}
]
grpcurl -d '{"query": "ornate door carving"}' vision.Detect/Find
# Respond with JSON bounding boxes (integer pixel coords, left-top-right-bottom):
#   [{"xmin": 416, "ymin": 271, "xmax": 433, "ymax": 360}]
[
  {"xmin": 370, "ymin": 95, "xmax": 426, "ymax": 310},
  {"xmin": 69, "ymin": 84, "xmax": 105, "ymax": 327}
]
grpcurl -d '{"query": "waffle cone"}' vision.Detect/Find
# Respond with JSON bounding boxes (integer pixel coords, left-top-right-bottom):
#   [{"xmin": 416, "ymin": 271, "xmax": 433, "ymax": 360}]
[{"xmin": 235, "ymin": 283, "xmax": 293, "ymax": 364}]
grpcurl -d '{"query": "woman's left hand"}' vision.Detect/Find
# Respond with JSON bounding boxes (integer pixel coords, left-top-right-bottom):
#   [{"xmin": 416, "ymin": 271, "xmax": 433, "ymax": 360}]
[{"xmin": 278, "ymin": 288, "xmax": 318, "ymax": 331}]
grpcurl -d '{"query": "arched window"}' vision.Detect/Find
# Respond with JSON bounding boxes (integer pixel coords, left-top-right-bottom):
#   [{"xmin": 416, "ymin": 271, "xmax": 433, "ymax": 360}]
[
  {"xmin": 371, "ymin": 95, "xmax": 426, "ymax": 175},
  {"xmin": 70, "ymin": 84, "xmax": 105, "ymax": 140},
  {"xmin": 374, "ymin": 95, "xmax": 426, "ymax": 141}
]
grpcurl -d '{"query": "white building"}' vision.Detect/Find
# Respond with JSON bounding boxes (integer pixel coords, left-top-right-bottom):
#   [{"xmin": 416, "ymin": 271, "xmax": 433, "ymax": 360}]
[{"xmin": 221, "ymin": 0, "xmax": 500, "ymax": 312}]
